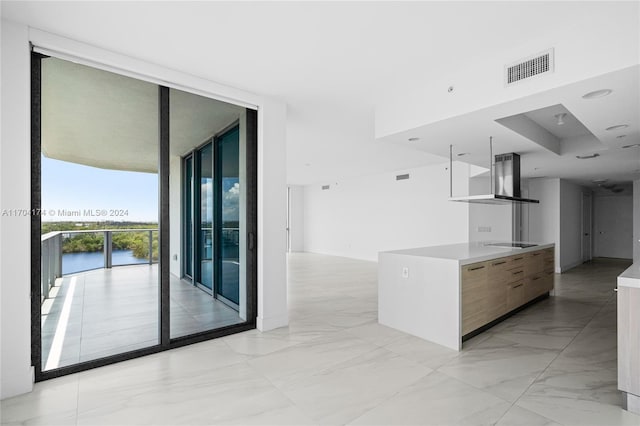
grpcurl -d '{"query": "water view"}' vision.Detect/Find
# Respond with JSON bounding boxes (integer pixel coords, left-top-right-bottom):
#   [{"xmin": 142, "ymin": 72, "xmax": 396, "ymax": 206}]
[{"xmin": 62, "ymin": 250, "xmax": 150, "ymax": 275}]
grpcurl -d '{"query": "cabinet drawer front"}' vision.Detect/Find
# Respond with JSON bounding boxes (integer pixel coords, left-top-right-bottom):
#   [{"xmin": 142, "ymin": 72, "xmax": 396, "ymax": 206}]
[
  {"xmin": 506, "ymin": 281, "xmax": 525, "ymax": 311},
  {"xmin": 462, "ymin": 262, "xmax": 488, "ymax": 278},
  {"xmin": 524, "ymin": 251, "xmax": 545, "ymax": 275},
  {"xmin": 509, "ymin": 255, "xmax": 525, "ymax": 269},
  {"xmin": 525, "ymin": 274, "xmax": 547, "ymax": 301}
]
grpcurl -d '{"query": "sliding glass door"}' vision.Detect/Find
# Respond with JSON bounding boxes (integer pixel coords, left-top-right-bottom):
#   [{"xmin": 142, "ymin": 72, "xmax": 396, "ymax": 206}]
[
  {"xmin": 197, "ymin": 143, "xmax": 214, "ymax": 292},
  {"xmin": 217, "ymin": 126, "xmax": 241, "ymax": 307},
  {"xmin": 169, "ymin": 89, "xmax": 249, "ymax": 338},
  {"xmin": 183, "ymin": 156, "xmax": 194, "ymax": 279},
  {"xmin": 32, "ymin": 52, "xmax": 257, "ymax": 381}
]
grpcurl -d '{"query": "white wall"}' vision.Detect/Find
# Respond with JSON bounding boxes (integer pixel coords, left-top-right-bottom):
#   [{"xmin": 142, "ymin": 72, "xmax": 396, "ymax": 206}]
[
  {"xmin": 468, "ymin": 176, "xmax": 512, "ymax": 242},
  {"xmin": 559, "ymin": 180, "xmax": 585, "ymax": 272},
  {"xmin": 374, "ymin": 2, "xmax": 640, "ymax": 138},
  {"xmin": 287, "ymin": 185, "xmax": 305, "ymax": 252},
  {"xmin": 303, "ymin": 162, "xmax": 470, "ymax": 261},
  {"xmin": 0, "ymin": 19, "xmax": 34, "ymax": 400},
  {"xmin": 594, "ymin": 194, "xmax": 633, "ymax": 259},
  {"xmin": 528, "ymin": 178, "xmax": 561, "ymax": 272},
  {"xmin": 527, "ymin": 178, "xmax": 590, "ymax": 272},
  {"xmin": 257, "ymin": 98, "xmax": 288, "ymax": 331},
  {"xmin": 634, "ymin": 180, "xmax": 640, "ymax": 263},
  {"xmin": 0, "ymin": 21, "xmax": 288, "ymax": 399}
]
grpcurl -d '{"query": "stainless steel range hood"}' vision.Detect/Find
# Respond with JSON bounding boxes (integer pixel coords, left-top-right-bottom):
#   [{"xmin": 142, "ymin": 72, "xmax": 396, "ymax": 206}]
[{"xmin": 448, "ymin": 138, "xmax": 540, "ymax": 204}]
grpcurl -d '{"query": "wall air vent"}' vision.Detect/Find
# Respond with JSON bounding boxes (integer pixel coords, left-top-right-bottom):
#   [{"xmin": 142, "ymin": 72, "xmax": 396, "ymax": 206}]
[
  {"xmin": 396, "ymin": 173, "xmax": 410, "ymax": 181},
  {"xmin": 505, "ymin": 48, "xmax": 554, "ymax": 86},
  {"xmin": 321, "ymin": 185, "xmax": 330, "ymax": 190}
]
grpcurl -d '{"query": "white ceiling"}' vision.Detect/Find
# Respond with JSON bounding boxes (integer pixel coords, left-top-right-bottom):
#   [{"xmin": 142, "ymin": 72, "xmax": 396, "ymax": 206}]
[
  {"xmin": 2, "ymin": 1, "xmax": 639, "ymax": 186},
  {"xmin": 42, "ymin": 57, "xmax": 244, "ymax": 173},
  {"xmin": 381, "ymin": 65, "xmax": 640, "ymax": 188}
]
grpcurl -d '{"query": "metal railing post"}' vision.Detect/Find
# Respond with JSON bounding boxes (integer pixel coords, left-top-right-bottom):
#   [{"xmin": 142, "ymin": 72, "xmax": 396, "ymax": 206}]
[
  {"xmin": 42, "ymin": 239, "xmax": 49, "ymax": 300},
  {"xmin": 104, "ymin": 231, "xmax": 112, "ymax": 269},
  {"xmin": 55, "ymin": 233, "xmax": 62, "ymax": 279},
  {"xmin": 48, "ymin": 237, "xmax": 55, "ymax": 292},
  {"xmin": 148, "ymin": 230, "xmax": 153, "ymax": 264}
]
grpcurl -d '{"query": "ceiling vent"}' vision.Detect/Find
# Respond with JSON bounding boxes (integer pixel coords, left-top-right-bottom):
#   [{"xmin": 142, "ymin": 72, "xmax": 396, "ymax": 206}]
[
  {"xmin": 321, "ymin": 185, "xmax": 330, "ymax": 190},
  {"xmin": 396, "ymin": 173, "xmax": 410, "ymax": 181},
  {"xmin": 504, "ymin": 48, "xmax": 554, "ymax": 86}
]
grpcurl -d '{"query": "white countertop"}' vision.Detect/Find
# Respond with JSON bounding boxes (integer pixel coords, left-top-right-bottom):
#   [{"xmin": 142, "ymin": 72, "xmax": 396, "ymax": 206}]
[
  {"xmin": 618, "ymin": 262, "xmax": 640, "ymax": 289},
  {"xmin": 382, "ymin": 241, "xmax": 555, "ymax": 265}
]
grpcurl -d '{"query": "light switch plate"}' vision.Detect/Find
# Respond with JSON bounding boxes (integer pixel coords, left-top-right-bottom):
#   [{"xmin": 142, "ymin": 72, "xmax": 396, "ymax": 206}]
[{"xmin": 402, "ymin": 267, "xmax": 409, "ymax": 278}]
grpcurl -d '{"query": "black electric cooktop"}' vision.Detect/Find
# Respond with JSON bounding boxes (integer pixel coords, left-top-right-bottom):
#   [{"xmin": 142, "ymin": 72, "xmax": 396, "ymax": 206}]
[{"xmin": 484, "ymin": 242, "xmax": 538, "ymax": 249}]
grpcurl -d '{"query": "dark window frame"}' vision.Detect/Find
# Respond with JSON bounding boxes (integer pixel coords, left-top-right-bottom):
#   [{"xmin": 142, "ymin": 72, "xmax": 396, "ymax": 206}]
[{"xmin": 30, "ymin": 52, "xmax": 258, "ymax": 381}]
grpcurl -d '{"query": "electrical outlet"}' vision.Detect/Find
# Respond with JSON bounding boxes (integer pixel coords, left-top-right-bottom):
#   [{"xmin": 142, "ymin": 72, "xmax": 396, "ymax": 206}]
[{"xmin": 402, "ymin": 267, "xmax": 409, "ymax": 278}]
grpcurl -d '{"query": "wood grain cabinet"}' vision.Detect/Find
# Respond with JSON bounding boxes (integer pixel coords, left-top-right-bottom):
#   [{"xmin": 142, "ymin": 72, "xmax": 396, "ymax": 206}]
[
  {"xmin": 618, "ymin": 285, "xmax": 640, "ymax": 412},
  {"xmin": 461, "ymin": 247, "xmax": 554, "ymax": 336},
  {"xmin": 461, "ymin": 261, "xmax": 488, "ymax": 335}
]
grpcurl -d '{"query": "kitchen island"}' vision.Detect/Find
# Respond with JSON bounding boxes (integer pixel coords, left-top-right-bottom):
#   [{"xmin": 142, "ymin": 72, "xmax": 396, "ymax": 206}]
[
  {"xmin": 378, "ymin": 242, "xmax": 555, "ymax": 350},
  {"xmin": 618, "ymin": 262, "xmax": 640, "ymax": 415}
]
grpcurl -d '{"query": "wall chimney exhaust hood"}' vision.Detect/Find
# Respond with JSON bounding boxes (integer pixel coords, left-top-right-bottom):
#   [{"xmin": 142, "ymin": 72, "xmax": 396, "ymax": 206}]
[{"xmin": 448, "ymin": 137, "xmax": 540, "ymax": 204}]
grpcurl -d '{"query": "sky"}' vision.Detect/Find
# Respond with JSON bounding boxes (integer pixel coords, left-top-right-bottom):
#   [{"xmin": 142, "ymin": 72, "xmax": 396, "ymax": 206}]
[
  {"xmin": 42, "ymin": 155, "xmax": 240, "ymax": 224},
  {"xmin": 41, "ymin": 155, "xmax": 159, "ymax": 222}
]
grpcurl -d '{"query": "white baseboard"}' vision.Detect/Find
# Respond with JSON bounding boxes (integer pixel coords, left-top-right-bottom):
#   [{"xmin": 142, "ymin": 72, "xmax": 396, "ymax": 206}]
[
  {"xmin": 0, "ymin": 366, "xmax": 34, "ymax": 400},
  {"xmin": 257, "ymin": 313, "xmax": 289, "ymax": 331}
]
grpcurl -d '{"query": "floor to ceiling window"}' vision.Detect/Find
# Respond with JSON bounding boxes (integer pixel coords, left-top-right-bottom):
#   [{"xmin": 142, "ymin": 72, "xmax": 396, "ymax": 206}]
[
  {"xmin": 168, "ymin": 89, "xmax": 248, "ymax": 338},
  {"xmin": 32, "ymin": 52, "xmax": 257, "ymax": 380}
]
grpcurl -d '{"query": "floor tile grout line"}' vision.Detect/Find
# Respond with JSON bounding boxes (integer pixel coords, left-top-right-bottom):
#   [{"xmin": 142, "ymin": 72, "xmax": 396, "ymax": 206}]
[
  {"xmin": 241, "ymin": 359, "xmax": 317, "ymax": 424},
  {"xmin": 492, "ymin": 280, "xmax": 618, "ymax": 426}
]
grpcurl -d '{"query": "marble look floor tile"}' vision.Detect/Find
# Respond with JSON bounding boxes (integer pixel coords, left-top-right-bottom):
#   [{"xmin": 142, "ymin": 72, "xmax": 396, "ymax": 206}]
[
  {"xmin": 219, "ymin": 405, "xmax": 316, "ymax": 425},
  {"xmin": 523, "ymin": 354, "xmax": 621, "ymax": 406},
  {"xmin": 349, "ymin": 371, "xmax": 511, "ymax": 426},
  {"xmin": 495, "ymin": 405, "xmax": 562, "ymax": 426},
  {"xmin": 76, "ymin": 362, "xmax": 292, "ymax": 426},
  {"xmin": 276, "ymin": 347, "xmax": 432, "ymax": 425},
  {"xmin": 0, "ymin": 375, "xmax": 79, "ymax": 425},
  {"xmin": 383, "ymin": 334, "xmax": 461, "ymax": 370},
  {"xmin": 517, "ymin": 395, "xmax": 640, "ymax": 426},
  {"xmin": 438, "ymin": 336, "xmax": 559, "ymax": 403},
  {"xmin": 488, "ymin": 320, "xmax": 582, "ymax": 351},
  {"xmin": 552, "ymin": 326, "xmax": 618, "ymax": 371},
  {"xmin": 0, "ymin": 409, "xmax": 79, "ymax": 426},
  {"xmin": 222, "ymin": 329, "xmax": 304, "ymax": 356},
  {"xmin": 343, "ymin": 322, "xmax": 410, "ymax": 347},
  {"xmin": 248, "ymin": 331, "xmax": 379, "ymax": 387}
]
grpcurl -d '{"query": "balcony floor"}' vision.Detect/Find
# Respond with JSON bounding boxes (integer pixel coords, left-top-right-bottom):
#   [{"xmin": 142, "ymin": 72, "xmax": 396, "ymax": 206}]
[{"xmin": 41, "ymin": 264, "xmax": 242, "ymax": 370}]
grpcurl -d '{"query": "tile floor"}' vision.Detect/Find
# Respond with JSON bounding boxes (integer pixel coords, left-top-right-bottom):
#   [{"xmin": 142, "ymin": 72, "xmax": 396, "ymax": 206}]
[
  {"xmin": 41, "ymin": 264, "xmax": 242, "ymax": 370},
  {"xmin": 3, "ymin": 253, "xmax": 640, "ymax": 425}
]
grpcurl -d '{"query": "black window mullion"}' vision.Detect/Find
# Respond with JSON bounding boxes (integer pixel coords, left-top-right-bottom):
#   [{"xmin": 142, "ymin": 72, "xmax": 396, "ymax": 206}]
[
  {"xmin": 159, "ymin": 86, "xmax": 170, "ymax": 347},
  {"xmin": 31, "ymin": 51, "xmax": 43, "ymax": 381}
]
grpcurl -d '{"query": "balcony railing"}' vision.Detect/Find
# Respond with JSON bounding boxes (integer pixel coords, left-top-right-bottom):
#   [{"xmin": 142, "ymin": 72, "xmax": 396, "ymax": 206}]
[{"xmin": 40, "ymin": 229, "xmax": 158, "ymax": 302}]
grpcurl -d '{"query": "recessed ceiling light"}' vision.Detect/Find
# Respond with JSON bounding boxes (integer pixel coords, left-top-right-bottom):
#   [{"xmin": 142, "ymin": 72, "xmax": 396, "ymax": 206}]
[
  {"xmin": 582, "ymin": 89, "xmax": 612, "ymax": 99},
  {"xmin": 606, "ymin": 124, "xmax": 629, "ymax": 131},
  {"xmin": 576, "ymin": 153, "xmax": 600, "ymax": 159},
  {"xmin": 554, "ymin": 113, "xmax": 566, "ymax": 126},
  {"xmin": 304, "ymin": 163, "xmax": 311, "ymax": 166},
  {"xmin": 622, "ymin": 143, "xmax": 640, "ymax": 149},
  {"xmin": 408, "ymin": 137, "xmax": 420, "ymax": 142}
]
